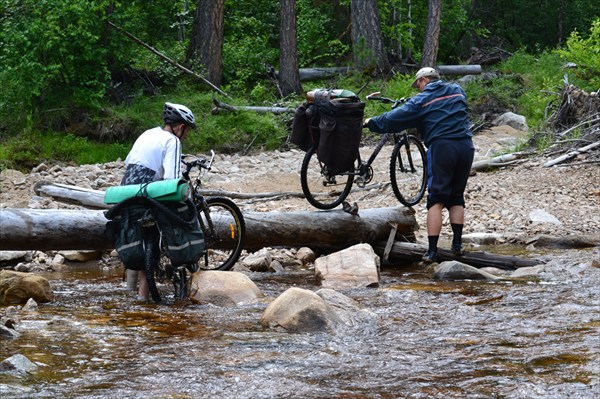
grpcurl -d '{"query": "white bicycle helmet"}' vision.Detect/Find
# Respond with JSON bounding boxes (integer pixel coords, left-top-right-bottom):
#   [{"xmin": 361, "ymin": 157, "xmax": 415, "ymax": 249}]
[{"xmin": 162, "ymin": 102, "xmax": 196, "ymax": 129}]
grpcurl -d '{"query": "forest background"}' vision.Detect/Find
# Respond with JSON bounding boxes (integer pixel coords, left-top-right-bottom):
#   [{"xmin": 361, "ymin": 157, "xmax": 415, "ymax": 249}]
[{"xmin": 0, "ymin": 0, "xmax": 598, "ymax": 171}]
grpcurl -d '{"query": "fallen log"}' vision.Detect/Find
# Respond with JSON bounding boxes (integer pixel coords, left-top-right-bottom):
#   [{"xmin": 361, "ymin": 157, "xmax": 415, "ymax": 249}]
[
  {"xmin": 276, "ymin": 65, "xmax": 483, "ymax": 81},
  {"xmin": 34, "ymin": 181, "xmax": 107, "ymax": 209},
  {"xmin": 542, "ymin": 141, "xmax": 600, "ymax": 167},
  {"xmin": 34, "ymin": 181, "xmax": 389, "ymax": 208},
  {"xmin": 0, "ymin": 207, "xmax": 417, "ymax": 253},
  {"xmin": 470, "ymin": 152, "xmax": 532, "ymax": 171},
  {"xmin": 375, "ymin": 241, "xmax": 541, "ymax": 270},
  {"xmin": 211, "ymin": 99, "xmax": 294, "ymax": 115}
]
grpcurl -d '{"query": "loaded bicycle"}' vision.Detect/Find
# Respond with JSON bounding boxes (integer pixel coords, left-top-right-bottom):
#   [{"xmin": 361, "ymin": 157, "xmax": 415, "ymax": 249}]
[
  {"xmin": 105, "ymin": 150, "xmax": 245, "ymax": 304},
  {"xmin": 300, "ymin": 92, "xmax": 428, "ymax": 210}
]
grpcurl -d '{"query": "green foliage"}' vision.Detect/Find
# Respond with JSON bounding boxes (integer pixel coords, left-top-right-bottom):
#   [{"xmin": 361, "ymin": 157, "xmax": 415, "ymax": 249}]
[
  {"xmin": 556, "ymin": 18, "xmax": 600, "ymax": 89},
  {"xmin": 0, "ymin": 131, "xmax": 130, "ymax": 171},
  {"xmin": 222, "ymin": 0, "xmax": 279, "ymax": 92},
  {"xmin": 468, "ymin": 0, "xmax": 599, "ymax": 53},
  {"xmin": 0, "ymin": 0, "xmax": 110, "ymax": 128},
  {"xmin": 296, "ymin": 0, "xmax": 350, "ymax": 66}
]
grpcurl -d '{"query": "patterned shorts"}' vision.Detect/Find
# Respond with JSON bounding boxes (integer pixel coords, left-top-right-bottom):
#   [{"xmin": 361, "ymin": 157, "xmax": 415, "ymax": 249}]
[{"xmin": 121, "ymin": 164, "xmax": 156, "ymax": 185}]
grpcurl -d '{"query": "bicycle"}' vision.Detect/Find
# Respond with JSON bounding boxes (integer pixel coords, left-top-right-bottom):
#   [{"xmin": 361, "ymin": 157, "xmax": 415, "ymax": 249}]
[
  {"xmin": 181, "ymin": 150, "xmax": 246, "ymax": 272},
  {"xmin": 106, "ymin": 150, "xmax": 246, "ymax": 304},
  {"xmin": 300, "ymin": 92, "xmax": 428, "ymax": 210}
]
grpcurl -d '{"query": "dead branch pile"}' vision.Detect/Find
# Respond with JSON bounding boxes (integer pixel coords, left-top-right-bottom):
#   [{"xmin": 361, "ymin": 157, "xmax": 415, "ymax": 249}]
[{"xmin": 539, "ymin": 84, "xmax": 600, "ymax": 167}]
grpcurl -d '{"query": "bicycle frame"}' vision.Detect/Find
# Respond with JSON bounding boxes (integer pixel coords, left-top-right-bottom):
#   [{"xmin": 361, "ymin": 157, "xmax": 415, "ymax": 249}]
[{"xmin": 356, "ymin": 132, "xmax": 403, "ymax": 169}]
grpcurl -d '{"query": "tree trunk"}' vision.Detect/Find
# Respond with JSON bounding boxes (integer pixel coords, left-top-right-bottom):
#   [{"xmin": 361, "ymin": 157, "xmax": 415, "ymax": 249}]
[
  {"xmin": 350, "ymin": 0, "xmax": 390, "ymax": 75},
  {"xmin": 186, "ymin": 0, "xmax": 225, "ymax": 87},
  {"xmin": 420, "ymin": 0, "xmax": 441, "ymax": 68},
  {"xmin": 279, "ymin": 0, "xmax": 303, "ymax": 97},
  {"xmin": 0, "ymin": 207, "xmax": 418, "ymax": 253},
  {"xmin": 406, "ymin": 0, "xmax": 413, "ymax": 63}
]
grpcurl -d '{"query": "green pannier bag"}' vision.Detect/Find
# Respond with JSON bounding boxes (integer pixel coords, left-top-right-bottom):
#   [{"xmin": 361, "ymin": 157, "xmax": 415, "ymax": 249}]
[{"xmin": 103, "ymin": 179, "xmax": 191, "ymax": 205}]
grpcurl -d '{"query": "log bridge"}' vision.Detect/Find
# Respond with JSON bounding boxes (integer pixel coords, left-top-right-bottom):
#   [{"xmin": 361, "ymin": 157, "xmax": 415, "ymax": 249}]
[{"xmin": 0, "ymin": 182, "xmax": 541, "ymax": 270}]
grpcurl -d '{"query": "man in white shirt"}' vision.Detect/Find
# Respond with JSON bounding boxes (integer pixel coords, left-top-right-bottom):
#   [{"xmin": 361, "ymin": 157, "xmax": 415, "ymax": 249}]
[{"xmin": 122, "ymin": 102, "xmax": 196, "ymax": 300}]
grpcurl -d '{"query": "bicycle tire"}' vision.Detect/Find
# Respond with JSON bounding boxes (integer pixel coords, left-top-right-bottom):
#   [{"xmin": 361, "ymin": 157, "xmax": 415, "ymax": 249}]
[
  {"xmin": 390, "ymin": 135, "xmax": 427, "ymax": 207},
  {"xmin": 143, "ymin": 226, "xmax": 162, "ymax": 303},
  {"xmin": 300, "ymin": 146, "xmax": 353, "ymax": 209},
  {"xmin": 198, "ymin": 197, "xmax": 245, "ymax": 271},
  {"xmin": 142, "ymin": 226, "xmax": 192, "ymax": 304}
]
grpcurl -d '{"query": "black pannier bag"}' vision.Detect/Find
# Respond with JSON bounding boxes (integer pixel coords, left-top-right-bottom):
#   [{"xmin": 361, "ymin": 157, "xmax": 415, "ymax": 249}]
[
  {"xmin": 314, "ymin": 90, "xmax": 365, "ymax": 174},
  {"xmin": 105, "ymin": 203, "xmax": 150, "ymax": 271},
  {"xmin": 154, "ymin": 200, "xmax": 205, "ymax": 267},
  {"xmin": 290, "ymin": 101, "xmax": 320, "ymax": 151},
  {"xmin": 105, "ymin": 196, "xmax": 205, "ymax": 270}
]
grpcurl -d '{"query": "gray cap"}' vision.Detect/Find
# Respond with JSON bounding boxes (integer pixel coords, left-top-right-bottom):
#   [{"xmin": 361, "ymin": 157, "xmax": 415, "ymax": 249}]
[{"xmin": 411, "ymin": 67, "xmax": 440, "ymax": 88}]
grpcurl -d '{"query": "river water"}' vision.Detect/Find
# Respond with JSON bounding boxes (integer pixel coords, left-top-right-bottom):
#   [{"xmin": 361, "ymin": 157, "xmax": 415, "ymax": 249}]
[{"xmin": 1, "ymin": 248, "xmax": 599, "ymax": 399}]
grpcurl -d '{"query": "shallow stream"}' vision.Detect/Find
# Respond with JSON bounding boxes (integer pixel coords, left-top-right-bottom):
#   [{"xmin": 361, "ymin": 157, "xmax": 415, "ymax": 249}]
[{"xmin": 1, "ymin": 249, "xmax": 599, "ymax": 398}]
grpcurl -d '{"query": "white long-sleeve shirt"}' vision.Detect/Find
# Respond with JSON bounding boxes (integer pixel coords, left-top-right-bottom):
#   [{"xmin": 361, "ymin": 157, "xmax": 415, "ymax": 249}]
[{"xmin": 124, "ymin": 127, "xmax": 182, "ymax": 181}]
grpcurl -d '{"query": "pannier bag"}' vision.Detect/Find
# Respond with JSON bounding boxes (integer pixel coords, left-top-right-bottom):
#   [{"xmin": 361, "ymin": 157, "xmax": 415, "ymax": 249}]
[
  {"xmin": 105, "ymin": 203, "xmax": 149, "ymax": 270},
  {"xmin": 104, "ymin": 196, "xmax": 205, "ymax": 269},
  {"xmin": 314, "ymin": 89, "xmax": 365, "ymax": 173},
  {"xmin": 291, "ymin": 89, "xmax": 361, "ymax": 153},
  {"xmin": 103, "ymin": 178, "xmax": 191, "ymax": 205},
  {"xmin": 154, "ymin": 200, "xmax": 205, "ymax": 267},
  {"xmin": 291, "ymin": 102, "xmax": 320, "ymax": 151}
]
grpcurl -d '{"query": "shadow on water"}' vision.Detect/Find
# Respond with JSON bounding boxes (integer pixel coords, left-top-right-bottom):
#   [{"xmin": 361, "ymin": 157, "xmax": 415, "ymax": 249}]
[{"xmin": 1, "ymin": 248, "xmax": 599, "ymax": 398}]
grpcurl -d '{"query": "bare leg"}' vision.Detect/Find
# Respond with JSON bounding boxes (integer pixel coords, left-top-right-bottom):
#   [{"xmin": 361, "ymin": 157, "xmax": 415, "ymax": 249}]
[
  {"xmin": 126, "ymin": 269, "xmax": 138, "ymax": 291},
  {"xmin": 449, "ymin": 205, "xmax": 464, "ymax": 224},
  {"xmin": 137, "ymin": 271, "xmax": 149, "ymax": 300},
  {"xmin": 423, "ymin": 203, "xmax": 444, "ymax": 262},
  {"xmin": 427, "ymin": 203, "xmax": 444, "ymax": 236}
]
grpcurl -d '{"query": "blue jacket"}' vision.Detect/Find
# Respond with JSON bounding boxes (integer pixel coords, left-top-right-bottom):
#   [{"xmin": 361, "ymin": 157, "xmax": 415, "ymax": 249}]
[{"xmin": 367, "ymin": 80, "xmax": 472, "ymax": 147}]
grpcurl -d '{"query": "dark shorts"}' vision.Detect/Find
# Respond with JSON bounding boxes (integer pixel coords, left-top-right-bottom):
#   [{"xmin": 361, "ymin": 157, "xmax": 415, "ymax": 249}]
[
  {"xmin": 426, "ymin": 137, "xmax": 475, "ymax": 209},
  {"xmin": 121, "ymin": 164, "xmax": 157, "ymax": 185}
]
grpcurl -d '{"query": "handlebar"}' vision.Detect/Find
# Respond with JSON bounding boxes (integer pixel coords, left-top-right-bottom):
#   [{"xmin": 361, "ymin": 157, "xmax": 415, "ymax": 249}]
[
  {"xmin": 366, "ymin": 91, "xmax": 409, "ymax": 109},
  {"xmin": 181, "ymin": 149, "xmax": 216, "ymax": 180}
]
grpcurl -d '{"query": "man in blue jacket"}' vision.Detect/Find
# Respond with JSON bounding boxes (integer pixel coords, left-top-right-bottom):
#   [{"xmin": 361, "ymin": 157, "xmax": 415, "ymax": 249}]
[{"xmin": 365, "ymin": 67, "xmax": 475, "ymax": 263}]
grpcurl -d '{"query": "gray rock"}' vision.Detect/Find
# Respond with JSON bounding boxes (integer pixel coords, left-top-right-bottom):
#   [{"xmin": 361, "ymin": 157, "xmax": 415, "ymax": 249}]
[
  {"xmin": 510, "ymin": 264, "xmax": 545, "ymax": 279},
  {"xmin": 0, "ymin": 325, "xmax": 20, "ymax": 339},
  {"xmin": 189, "ymin": 270, "xmax": 263, "ymax": 306},
  {"xmin": 316, "ymin": 288, "xmax": 375, "ymax": 327},
  {"xmin": 433, "ymin": 261, "xmax": 500, "ymax": 281},
  {"xmin": 0, "ymin": 354, "xmax": 37, "ymax": 373},
  {"xmin": 261, "ymin": 287, "xmax": 341, "ymax": 333},
  {"xmin": 241, "ymin": 248, "xmax": 272, "ymax": 272},
  {"xmin": 529, "ymin": 209, "xmax": 562, "ymax": 225},
  {"xmin": 0, "ymin": 251, "xmax": 29, "ymax": 263},
  {"xmin": 493, "ymin": 112, "xmax": 529, "ymax": 132},
  {"xmin": 314, "ymin": 243, "xmax": 380, "ymax": 289}
]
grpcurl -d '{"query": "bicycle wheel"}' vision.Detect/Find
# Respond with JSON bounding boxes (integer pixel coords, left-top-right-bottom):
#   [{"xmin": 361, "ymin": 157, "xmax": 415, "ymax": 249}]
[
  {"xmin": 143, "ymin": 226, "xmax": 192, "ymax": 304},
  {"xmin": 143, "ymin": 226, "xmax": 163, "ymax": 304},
  {"xmin": 199, "ymin": 197, "xmax": 245, "ymax": 271},
  {"xmin": 300, "ymin": 146, "xmax": 354, "ymax": 209},
  {"xmin": 390, "ymin": 135, "xmax": 427, "ymax": 207}
]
